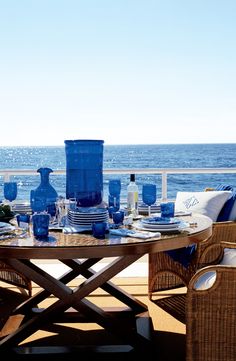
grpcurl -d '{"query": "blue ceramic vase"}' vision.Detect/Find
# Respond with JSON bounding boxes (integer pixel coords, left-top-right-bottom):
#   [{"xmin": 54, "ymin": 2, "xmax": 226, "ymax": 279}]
[
  {"xmin": 31, "ymin": 167, "xmax": 58, "ymax": 216},
  {"xmin": 64, "ymin": 139, "xmax": 104, "ymax": 207}
]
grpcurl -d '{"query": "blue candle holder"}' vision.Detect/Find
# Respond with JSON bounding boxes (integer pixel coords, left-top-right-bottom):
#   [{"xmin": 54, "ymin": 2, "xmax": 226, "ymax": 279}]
[{"xmin": 92, "ymin": 222, "xmax": 107, "ymax": 239}]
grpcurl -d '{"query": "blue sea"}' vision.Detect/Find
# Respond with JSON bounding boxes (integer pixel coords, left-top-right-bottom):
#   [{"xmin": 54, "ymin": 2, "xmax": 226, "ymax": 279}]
[{"xmin": 0, "ymin": 143, "xmax": 236, "ymax": 202}]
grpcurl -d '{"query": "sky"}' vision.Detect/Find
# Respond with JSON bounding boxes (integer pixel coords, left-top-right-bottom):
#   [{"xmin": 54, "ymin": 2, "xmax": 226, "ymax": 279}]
[{"xmin": 0, "ymin": 0, "xmax": 236, "ymax": 146}]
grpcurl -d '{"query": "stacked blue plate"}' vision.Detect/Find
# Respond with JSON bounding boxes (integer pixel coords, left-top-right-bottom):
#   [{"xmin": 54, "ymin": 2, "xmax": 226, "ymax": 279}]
[
  {"xmin": 67, "ymin": 207, "xmax": 109, "ymax": 230},
  {"xmin": 12, "ymin": 202, "xmax": 32, "ymax": 214}
]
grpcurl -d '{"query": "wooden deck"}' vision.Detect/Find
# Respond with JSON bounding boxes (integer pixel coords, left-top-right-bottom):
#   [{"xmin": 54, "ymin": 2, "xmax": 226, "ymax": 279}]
[{"xmin": 0, "ymin": 276, "xmax": 186, "ymax": 360}]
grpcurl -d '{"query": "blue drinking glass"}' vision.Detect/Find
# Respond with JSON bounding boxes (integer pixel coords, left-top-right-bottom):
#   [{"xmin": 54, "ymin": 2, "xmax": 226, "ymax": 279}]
[
  {"xmin": 109, "ymin": 179, "xmax": 121, "ymax": 197},
  {"xmin": 4, "ymin": 182, "xmax": 17, "ymax": 202},
  {"xmin": 108, "ymin": 179, "xmax": 121, "ymax": 210},
  {"xmin": 160, "ymin": 202, "xmax": 175, "ymax": 218},
  {"xmin": 112, "ymin": 210, "xmax": 125, "ymax": 226},
  {"xmin": 108, "ymin": 195, "xmax": 120, "ymax": 211},
  {"xmin": 92, "ymin": 222, "xmax": 107, "ymax": 239},
  {"xmin": 108, "ymin": 205, "xmax": 120, "ymax": 220},
  {"xmin": 142, "ymin": 184, "xmax": 157, "ymax": 217},
  {"xmin": 32, "ymin": 213, "xmax": 50, "ymax": 240},
  {"xmin": 3, "ymin": 182, "xmax": 17, "ymax": 210},
  {"xmin": 16, "ymin": 214, "xmax": 31, "ymax": 230}
]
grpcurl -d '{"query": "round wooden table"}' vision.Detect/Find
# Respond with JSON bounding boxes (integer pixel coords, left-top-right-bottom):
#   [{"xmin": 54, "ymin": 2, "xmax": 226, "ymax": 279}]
[{"xmin": 0, "ymin": 213, "xmax": 212, "ymax": 357}]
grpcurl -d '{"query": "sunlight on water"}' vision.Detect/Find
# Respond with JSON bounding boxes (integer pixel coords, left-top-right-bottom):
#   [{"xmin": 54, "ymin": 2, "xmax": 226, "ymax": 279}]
[{"xmin": 0, "ymin": 144, "xmax": 235, "ymax": 201}]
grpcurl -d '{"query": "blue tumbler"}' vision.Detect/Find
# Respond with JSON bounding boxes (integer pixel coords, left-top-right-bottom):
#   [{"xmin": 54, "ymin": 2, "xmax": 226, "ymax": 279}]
[
  {"xmin": 32, "ymin": 213, "xmax": 50, "ymax": 240},
  {"xmin": 64, "ymin": 139, "xmax": 104, "ymax": 207}
]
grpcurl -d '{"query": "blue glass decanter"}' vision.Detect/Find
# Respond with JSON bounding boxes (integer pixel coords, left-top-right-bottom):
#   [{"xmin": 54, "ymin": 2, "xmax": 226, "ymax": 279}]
[{"xmin": 31, "ymin": 167, "xmax": 58, "ymax": 216}]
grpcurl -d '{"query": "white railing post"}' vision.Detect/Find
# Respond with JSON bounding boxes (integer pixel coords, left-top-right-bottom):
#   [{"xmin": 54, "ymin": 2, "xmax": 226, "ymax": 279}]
[
  {"xmin": 3, "ymin": 172, "xmax": 10, "ymax": 182},
  {"xmin": 161, "ymin": 171, "xmax": 168, "ymax": 201}
]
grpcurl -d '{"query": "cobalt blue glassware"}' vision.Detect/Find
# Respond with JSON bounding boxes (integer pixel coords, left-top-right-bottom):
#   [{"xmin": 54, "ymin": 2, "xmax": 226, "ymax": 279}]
[
  {"xmin": 64, "ymin": 139, "xmax": 104, "ymax": 207},
  {"xmin": 108, "ymin": 179, "xmax": 121, "ymax": 197},
  {"xmin": 142, "ymin": 183, "xmax": 157, "ymax": 217},
  {"xmin": 108, "ymin": 205, "xmax": 117, "ymax": 219},
  {"xmin": 16, "ymin": 214, "xmax": 31, "ymax": 230},
  {"xmin": 92, "ymin": 221, "xmax": 107, "ymax": 239},
  {"xmin": 32, "ymin": 213, "xmax": 50, "ymax": 240},
  {"xmin": 112, "ymin": 210, "xmax": 125, "ymax": 226},
  {"xmin": 160, "ymin": 201, "xmax": 175, "ymax": 218},
  {"xmin": 4, "ymin": 182, "xmax": 17, "ymax": 202},
  {"xmin": 108, "ymin": 195, "xmax": 120, "ymax": 211},
  {"xmin": 30, "ymin": 168, "xmax": 58, "ymax": 216},
  {"xmin": 108, "ymin": 179, "xmax": 121, "ymax": 210}
]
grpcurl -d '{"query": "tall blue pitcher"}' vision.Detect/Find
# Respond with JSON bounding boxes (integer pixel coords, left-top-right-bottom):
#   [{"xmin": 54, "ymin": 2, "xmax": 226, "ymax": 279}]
[{"xmin": 64, "ymin": 139, "xmax": 104, "ymax": 207}]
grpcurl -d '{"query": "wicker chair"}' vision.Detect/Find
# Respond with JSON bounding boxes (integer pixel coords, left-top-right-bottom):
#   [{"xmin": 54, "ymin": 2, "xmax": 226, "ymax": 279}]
[
  {"xmin": 186, "ymin": 242, "xmax": 236, "ymax": 361},
  {"xmin": 150, "ymin": 231, "xmax": 236, "ymax": 360},
  {"xmin": 148, "ymin": 220, "xmax": 236, "ymax": 299},
  {"xmin": 0, "ymin": 261, "xmax": 32, "ymax": 296}
]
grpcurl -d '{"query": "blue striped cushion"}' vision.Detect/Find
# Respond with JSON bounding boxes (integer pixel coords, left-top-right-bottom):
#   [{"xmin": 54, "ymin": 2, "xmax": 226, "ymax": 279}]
[{"xmin": 217, "ymin": 191, "xmax": 236, "ymax": 222}]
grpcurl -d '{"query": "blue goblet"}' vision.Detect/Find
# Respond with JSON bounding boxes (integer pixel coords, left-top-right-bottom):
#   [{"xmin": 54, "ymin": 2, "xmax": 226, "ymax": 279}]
[
  {"xmin": 108, "ymin": 179, "xmax": 121, "ymax": 210},
  {"xmin": 112, "ymin": 210, "xmax": 125, "ymax": 227},
  {"xmin": 142, "ymin": 184, "xmax": 157, "ymax": 217},
  {"xmin": 3, "ymin": 182, "xmax": 17, "ymax": 209}
]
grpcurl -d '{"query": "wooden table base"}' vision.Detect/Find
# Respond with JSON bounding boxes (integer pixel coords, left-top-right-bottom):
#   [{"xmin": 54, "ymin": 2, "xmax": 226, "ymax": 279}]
[{"xmin": 0, "ymin": 256, "xmax": 156, "ymax": 357}]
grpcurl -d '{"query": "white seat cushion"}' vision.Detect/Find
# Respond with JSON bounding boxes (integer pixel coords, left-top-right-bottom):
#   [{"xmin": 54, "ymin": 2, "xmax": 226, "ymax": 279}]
[
  {"xmin": 219, "ymin": 248, "xmax": 236, "ymax": 265},
  {"xmin": 194, "ymin": 271, "xmax": 217, "ymax": 290},
  {"xmin": 175, "ymin": 191, "xmax": 231, "ymax": 222},
  {"xmin": 194, "ymin": 248, "xmax": 236, "ymax": 290}
]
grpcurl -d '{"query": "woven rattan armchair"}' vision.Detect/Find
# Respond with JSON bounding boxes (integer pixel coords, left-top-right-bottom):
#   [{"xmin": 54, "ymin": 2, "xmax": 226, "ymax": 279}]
[
  {"xmin": 0, "ymin": 261, "xmax": 32, "ymax": 296},
  {"xmin": 148, "ymin": 220, "xmax": 236, "ymax": 299},
  {"xmin": 186, "ymin": 243, "xmax": 236, "ymax": 361},
  {"xmin": 150, "ymin": 231, "xmax": 236, "ymax": 360}
]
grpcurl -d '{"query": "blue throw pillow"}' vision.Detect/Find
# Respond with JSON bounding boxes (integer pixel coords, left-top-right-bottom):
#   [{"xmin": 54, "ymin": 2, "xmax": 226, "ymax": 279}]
[
  {"xmin": 215, "ymin": 184, "xmax": 233, "ymax": 191},
  {"xmin": 217, "ymin": 191, "xmax": 236, "ymax": 222},
  {"xmin": 165, "ymin": 245, "xmax": 196, "ymax": 268}
]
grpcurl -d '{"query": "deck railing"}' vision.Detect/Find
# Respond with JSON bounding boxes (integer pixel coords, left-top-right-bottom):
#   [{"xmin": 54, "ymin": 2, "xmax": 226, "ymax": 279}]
[{"xmin": 1, "ymin": 167, "xmax": 236, "ymax": 201}]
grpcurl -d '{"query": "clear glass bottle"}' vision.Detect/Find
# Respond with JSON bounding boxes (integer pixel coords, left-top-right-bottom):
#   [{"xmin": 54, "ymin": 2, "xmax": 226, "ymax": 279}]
[{"xmin": 127, "ymin": 174, "xmax": 139, "ymax": 217}]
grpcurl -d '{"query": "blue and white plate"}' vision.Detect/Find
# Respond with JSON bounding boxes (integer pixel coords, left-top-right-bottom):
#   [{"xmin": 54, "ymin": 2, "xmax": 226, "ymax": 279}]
[
  {"xmin": 141, "ymin": 217, "xmax": 181, "ymax": 225},
  {"xmin": 67, "ymin": 207, "xmax": 109, "ymax": 228},
  {"xmin": 74, "ymin": 207, "xmax": 108, "ymax": 215}
]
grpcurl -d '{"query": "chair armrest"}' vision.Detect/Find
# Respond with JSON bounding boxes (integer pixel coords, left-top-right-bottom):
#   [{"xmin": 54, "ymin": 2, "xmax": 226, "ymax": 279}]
[
  {"xmin": 196, "ymin": 221, "xmax": 236, "ymax": 268},
  {"xmin": 186, "ymin": 264, "xmax": 236, "ymax": 361}
]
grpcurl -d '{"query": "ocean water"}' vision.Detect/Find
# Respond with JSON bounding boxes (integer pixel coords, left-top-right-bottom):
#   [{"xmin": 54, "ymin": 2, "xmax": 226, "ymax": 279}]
[{"xmin": 0, "ymin": 143, "xmax": 236, "ymax": 202}]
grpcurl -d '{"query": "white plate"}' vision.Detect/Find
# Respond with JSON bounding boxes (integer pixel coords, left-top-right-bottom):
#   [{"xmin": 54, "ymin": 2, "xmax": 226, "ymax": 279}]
[
  {"xmin": 68, "ymin": 217, "xmax": 109, "ymax": 226},
  {"xmin": 0, "ymin": 224, "xmax": 15, "ymax": 234},
  {"xmin": 0, "ymin": 222, "xmax": 10, "ymax": 228},
  {"xmin": 67, "ymin": 212, "xmax": 108, "ymax": 220},
  {"xmin": 134, "ymin": 221, "xmax": 189, "ymax": 233},
  {"xmin": 140, "ymin": 222, "xmax": 180, "ymax": 230},
  {"xmin": 174, "ymin": 211, "xmax": 192, "ymax": 217}
]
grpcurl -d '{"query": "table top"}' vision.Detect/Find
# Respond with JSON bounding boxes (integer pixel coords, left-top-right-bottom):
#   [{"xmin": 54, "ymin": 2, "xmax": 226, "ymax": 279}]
[{"xmin": 0, "ymin": 213, "xmax": 212, "ymax": 259}]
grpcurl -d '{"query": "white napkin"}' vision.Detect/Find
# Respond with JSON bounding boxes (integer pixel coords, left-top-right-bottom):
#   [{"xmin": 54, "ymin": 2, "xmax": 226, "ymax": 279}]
[{"xmin": 109, "ymin": 228, "xmax": 161, "ymax": 239}]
